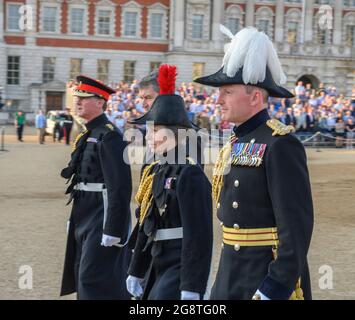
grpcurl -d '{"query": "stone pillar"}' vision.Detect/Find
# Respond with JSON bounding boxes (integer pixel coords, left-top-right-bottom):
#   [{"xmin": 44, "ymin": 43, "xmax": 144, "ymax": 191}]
[
  {"xmin": 173, "ymin": 0, "xmax": 185, "ymax": 48},
  {"xmin": 333, "ymin": 0, "xmax": 343, "ymax": 45},
  {"xmin": 25, "ymin": 0, "xmax": 37, "ymax": 46},
  {"xmin": 245, "ymin": 0, "xmax": 255, "ymax": 27},
  {"xmin": 211, "ymin": 0, "xmax": 224, "ymax": 51},
  {"xmin": 275, "ymin": 0, "xmax": 284, "ymax": 42},
  {"xmin": 304, "ymin": 0, "xmax": 314, "ymax": 42}
]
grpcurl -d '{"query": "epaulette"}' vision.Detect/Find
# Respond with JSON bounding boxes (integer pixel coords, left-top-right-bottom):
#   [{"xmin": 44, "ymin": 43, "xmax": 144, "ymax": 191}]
[
  {"xmin": 106, "ymin": 123, "xmax": 114, "ymax": 131},
  {"xmin": 266, "ymin": 119, "xmax": 295, "ymax": 136},
  {"xmin": 186, "ymin": 157, "xmax": 196, "ymax": 165}
]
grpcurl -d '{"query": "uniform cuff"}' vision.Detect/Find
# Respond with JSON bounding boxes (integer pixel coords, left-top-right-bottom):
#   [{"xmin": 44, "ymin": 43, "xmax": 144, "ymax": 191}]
[{"xmin": 258, "ymin": 276, "xmax": 293, "ymax": 300}]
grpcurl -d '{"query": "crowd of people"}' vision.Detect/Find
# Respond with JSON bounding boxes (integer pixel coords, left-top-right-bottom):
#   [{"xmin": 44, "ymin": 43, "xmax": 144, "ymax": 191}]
[{"xmin": 104, "ymin": 79, "xmax": 355, "ymax": 148}]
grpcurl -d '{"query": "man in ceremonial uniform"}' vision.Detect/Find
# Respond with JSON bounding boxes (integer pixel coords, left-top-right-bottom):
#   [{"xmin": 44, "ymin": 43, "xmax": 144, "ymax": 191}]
[
  {"xmin": 60, "ymin": 75, "xmax": 132, "ymax": 299},
  {"xmin": 194, "ymin": 27, "xmax": 314, "ymax": 300}
]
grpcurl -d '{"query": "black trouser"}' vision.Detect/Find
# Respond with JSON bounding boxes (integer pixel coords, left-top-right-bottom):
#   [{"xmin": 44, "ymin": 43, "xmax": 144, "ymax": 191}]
[
  {"xmin": 64, "ymin": 124, "xmax": 72, "ymax": 145},
  {"xmin": 17, "ymin": 124, "xmax": 24, "ymax": 141}
]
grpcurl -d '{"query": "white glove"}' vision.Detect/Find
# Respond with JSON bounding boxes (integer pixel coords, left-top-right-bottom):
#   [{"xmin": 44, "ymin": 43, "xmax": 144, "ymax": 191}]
[
  {"xmin": 181, "ymin": 290, "xmax": 200, "ymax": 300},
  {"xmin": 253, "ymin": 289, "xmax": 271, "ymax": 300},
  {"xmin": 126, "ymin": 275, "xmax": 144, "ymax": 298},
  {"xmin": 101, "ymin": 234, "xmax": 121, "ymax": 247}
]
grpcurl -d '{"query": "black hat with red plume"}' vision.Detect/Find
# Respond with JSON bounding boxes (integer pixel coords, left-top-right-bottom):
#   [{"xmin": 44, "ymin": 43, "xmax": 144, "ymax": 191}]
[{"xmin": 129, "ymin": 64, "xmax": 192, "ymax": 128}]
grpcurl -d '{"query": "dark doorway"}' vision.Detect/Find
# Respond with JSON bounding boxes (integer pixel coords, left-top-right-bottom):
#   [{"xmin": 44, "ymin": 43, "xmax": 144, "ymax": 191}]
[
  {"xmin": 46, "ymin": 92, "xmax": 63, "ymax": 112},
  {"xmin": 296, "ymin": 75, "xmax": 320, "ymax": 90}
]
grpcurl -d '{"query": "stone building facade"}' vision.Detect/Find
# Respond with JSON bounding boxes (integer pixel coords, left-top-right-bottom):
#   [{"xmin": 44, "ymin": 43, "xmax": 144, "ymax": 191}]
[{"xmin": 0, "ymin": 0, "xmax": 354, "ymax": 113}]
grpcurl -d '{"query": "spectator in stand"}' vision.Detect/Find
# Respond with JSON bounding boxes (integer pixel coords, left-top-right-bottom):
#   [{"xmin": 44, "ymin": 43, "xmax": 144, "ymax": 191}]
[
  {"xmin": 210, "ymin": 108, "xmax": 221, "ymax": 130},
  {"xmin": 285, "ymin": 108, "xmax": 296, "ymax": 126},
  {"xmin": 295, "ymin": 81, "xmax": 306, "ymax": 100},
  {"xmin": 345, "ymin": 118, "xmax": 355, "ymax": 149}
]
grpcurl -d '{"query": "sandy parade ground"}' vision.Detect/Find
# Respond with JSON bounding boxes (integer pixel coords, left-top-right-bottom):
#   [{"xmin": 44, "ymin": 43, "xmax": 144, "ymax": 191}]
[{"xmin": 0, "ymin": 125, "xmax": 355, "ymax": 300}]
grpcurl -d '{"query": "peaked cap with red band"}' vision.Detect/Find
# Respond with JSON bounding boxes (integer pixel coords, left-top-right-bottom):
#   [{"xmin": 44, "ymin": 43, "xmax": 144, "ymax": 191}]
[{"xmin": 73, "ymin": 75, "xmax": 116, "ymax": 101}]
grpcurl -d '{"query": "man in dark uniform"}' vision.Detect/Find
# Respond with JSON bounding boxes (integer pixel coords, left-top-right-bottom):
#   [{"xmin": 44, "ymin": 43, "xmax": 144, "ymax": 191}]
[
  {"xmin": 63, "ymin": 107, "xmax": 74, "ymax": 145},
  {"xmin": 194, "ymin": 26, "xmax": 314, "ymax": 300},
  {"xmin": 60, "ymin": 75, "xmax": 132, "ymax": 299}
]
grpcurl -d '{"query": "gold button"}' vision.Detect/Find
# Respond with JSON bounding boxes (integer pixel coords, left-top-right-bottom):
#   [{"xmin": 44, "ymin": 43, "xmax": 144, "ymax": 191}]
[
  {"xmin": 220, "ymin": 222, "xmax": 224, "ymax": 227},
  {"xmin": 217, "ymin": 203, "xmax": 220, "ymax": 209},
  {"xmin": 232, "ymin": 201, "xmax": 239, "ymax": 209},
  {"xmin": 234, "ymin": 244, "xmax": 240, "ymax": 251},
  {"xmin": 234, "ymin": 180, "xmax": 240, "ymax": 188},
  {"xmin": 250, "ymin": 138, "xmax": 256, "ymax": 144},
  {"xmin": 221, "ymin": 243, "xmax": 224, "ymax": 249},
  {"xmin": 233, "ymin": 223, "xmax": 240, "ymax": 230}
]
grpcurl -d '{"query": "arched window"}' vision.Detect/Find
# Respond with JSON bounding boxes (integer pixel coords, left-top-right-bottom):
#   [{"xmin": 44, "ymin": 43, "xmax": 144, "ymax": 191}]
[
  {"xmin": 343, "ymin": 12, "xmax": 355, "ymax": 47},
  {"xmin": 224, "ymin": 4, "xmax": 244, "ymax": 35},
  {"xmin": 285, "ymin": 8, "xmax": 302, "ymax": 44},
  {"xmin": 255, "ymin": 7, "xmax": 274, "ymax": 39}
]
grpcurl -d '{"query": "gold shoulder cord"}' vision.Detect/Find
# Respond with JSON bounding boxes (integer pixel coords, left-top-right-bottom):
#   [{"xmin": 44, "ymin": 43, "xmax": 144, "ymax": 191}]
[
  {"xmin": 135, "ymin": 161, "xmax": 159, "ymax": 225},
  {"xmin": 212, "ymin": 137, "xmax": 233, "ymax": 203},
  {"xmin": 266, "ymin": 119, "xmax": 295, "ymax": 136},
  {"xmin": 72, "ymin": 129, "xmax": 88, "ymax": 152},
  {"xmin": 272, "ymin": 247, "xmax": 304, "ymax": 300}
]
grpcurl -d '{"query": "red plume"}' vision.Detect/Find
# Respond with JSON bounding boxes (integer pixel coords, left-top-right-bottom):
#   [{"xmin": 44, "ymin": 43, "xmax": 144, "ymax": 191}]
[{"xmin": 158, "ymin": 64, "xmax": 177, "ymax": 95}]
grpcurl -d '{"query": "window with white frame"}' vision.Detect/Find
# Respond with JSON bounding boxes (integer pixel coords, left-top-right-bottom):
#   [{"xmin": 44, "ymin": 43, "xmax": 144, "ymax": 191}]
[
  {"xmin": 285, "ymin": 9, "xmax": 302, "ymax": 44},
  {"xmin": 124, "ymin": 11, "xmax": 138, "ymax": 37},
  {"xmin": 6, "ymin": 3, "xmax": 22, "ymax": 31},
  {"xmin": 43, "ymin": 57, "xmax": 56, "ymax": 83},
  {"xmin": 314, "ymin": 0, "xmax": 333, "ymax": 4},
  {"xmin": 192, "ymin": 63, "xmax": 205, "ymax": 80},
  {"xmin": 255, "ymin": 7, "xmax": 274, "ymax": 39},
  {"xmin": 7, "ymin": 56, "xmax": 20, "ymax": 85},
  {"xmin": 150, "ymin": 13, "xmax": 164, "ymax": 38},
  {"xmin": 97, "ymin": 9, "xmax": 112, "ymax": 35},
  {"xmin": 42, "ymin": 6, "xmax": 58, "ymax": 32},
  {"xmin": 287, "ymin": 21, "xmax": 299, "ymax": 44},
  {"xmin": 192, "ymin": 14, "xmax": 204, "ymax": 40},
  {"xmin": 343, "ymin": 0, "xmax": 355, "ymax": 6},
  {"xmin": 70, "ymin": 58, "xmax": 82, "ymax": 80},
  {"xmin": 122, "ymin": 1, "xmax": 142, "ymax": 38},
  {"xmin": 225, "ymin": 5, "xmax": 244, "ymax": 35},
  {"xmin": 346, "ymin": 25, "xmax": 355, "ymax": 47},
  {"xmin": 97, "ymin": 60, "xmax": 110, "ymax": 84},
  {"xmin": 227, "ymin": 18, "xmax": 240, "ymax": 35},
  {"xmin": 258, "ymin": 19, "xmax": 270, "ymax": 35},
  {"xmin": 343, "ymin": 13, "xmax": 355, "ymax": 47},
  {"xmin": 123, "ymin": 61, "xmax": 136, "ymax": 82},
  {"xmin": 70, "ymin": 7, "xmax": 85, "ymax": 34}
]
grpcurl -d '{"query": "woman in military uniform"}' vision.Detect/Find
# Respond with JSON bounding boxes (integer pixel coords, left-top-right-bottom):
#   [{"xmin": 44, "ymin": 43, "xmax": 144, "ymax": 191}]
[{"xmin": 126, "ymin": 65, "xmax": 213, "ymax": 300}]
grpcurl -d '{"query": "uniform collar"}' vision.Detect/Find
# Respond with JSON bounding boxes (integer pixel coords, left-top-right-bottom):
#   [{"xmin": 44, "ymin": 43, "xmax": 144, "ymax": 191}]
[
  {"xmin": 85, "ymin": 113, "xmax": 108, "ymax": 130},
  {"xmin": 233, "ymin": 108, "xmax": 270, "ymax": 138}
]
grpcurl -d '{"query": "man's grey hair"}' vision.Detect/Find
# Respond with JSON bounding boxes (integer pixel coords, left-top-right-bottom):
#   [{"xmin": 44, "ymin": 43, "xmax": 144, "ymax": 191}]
[{"xmin": 139, "ymin": 70, "xmax": 159, "ymax": 93}]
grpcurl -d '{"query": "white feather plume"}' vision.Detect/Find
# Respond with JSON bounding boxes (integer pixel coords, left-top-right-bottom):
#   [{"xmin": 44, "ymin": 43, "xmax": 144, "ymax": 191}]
[
  {"xmin": 219, "ymin": 25, "xmax": 287, "ymax": 85},
  {"xmin": 219, "ymin": 24, "xmax": 234, "ymax": 40}
]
